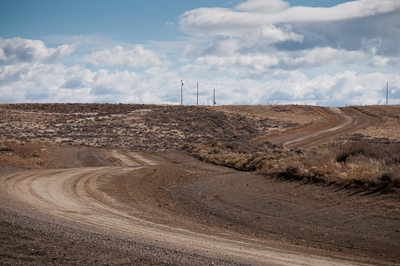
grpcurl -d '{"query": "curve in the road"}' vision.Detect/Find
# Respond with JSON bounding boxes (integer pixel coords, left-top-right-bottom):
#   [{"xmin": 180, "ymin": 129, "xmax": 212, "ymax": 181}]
[
  {"xmin": 269, "ymin": 107, "xmax": 375, "ymax": 149},
  {"xmin": 0, "ymin": 150, "xmax": 372, "ymax": 266}
]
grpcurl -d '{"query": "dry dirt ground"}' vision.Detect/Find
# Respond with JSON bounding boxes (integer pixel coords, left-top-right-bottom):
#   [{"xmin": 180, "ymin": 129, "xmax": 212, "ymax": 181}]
[{"xmin": 0, "ymin": 103, "xmax": 399, "ymax": 265}]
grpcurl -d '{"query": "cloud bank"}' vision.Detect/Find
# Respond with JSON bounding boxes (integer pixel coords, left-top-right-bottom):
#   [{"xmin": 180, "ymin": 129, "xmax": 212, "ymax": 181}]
[
  {"xmin": 80, "ymin": 46, "xmax": 164, "ymax": 67},
  {"xmin": 0, "ymin": 37, "xmax": 76, "ymax": 65}
]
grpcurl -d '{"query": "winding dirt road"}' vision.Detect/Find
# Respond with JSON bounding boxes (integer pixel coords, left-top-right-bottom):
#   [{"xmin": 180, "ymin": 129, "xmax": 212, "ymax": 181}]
[
  {"xmin": 0, "ymin": 149, "xmax": 376, "ymax": 265},
  {"xmin": 266, "ymin": 107, "xmax": 376, "ymax": 149}
]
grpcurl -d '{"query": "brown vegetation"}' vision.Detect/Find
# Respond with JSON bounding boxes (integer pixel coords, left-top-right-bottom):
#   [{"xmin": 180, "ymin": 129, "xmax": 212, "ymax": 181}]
[
  {"xmin": 182, "ymin": 137, "xmax": 400, "ymax": 192},
  {"xmin": 354, "ymin": 105, "xmax": 400, "ymax": 141}
]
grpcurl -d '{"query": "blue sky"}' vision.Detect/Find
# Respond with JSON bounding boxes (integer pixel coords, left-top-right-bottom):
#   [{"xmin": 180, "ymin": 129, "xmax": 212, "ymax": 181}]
[{"xmin": 1, "ymin": 0, "xmax": 399, "ymax": 106}]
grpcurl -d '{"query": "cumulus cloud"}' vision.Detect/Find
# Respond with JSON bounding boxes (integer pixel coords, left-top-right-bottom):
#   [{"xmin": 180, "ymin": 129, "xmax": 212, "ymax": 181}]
[
  {"xmin": 183, "ymin": 36, "xmax": 238, "ymax": 58},
  {"xmin": 80, "ymin": 45, "xmax": 164, "ymax": 67},
  {"xmin": 369, "ymin": 55, "xmax": 400, "ymax": 67},
  {"xmin": 0, "ymin": 37, "xmax": 76, "ymax": 65},
  {"xmin": 61, "ymin": 65, "xmax": 94, "ymax": 89},
  {"xmin": 180, "ymin": 0, "xmax": 400, "ymax": 35},
  {"xmin": 280, "ymin": 47, "xmax": 366, "ymax": 68},
  {"xmin": 0, "ymin": 37, "xmax": 175, "ymax": 103},
  {"xmin": 176, "ymin": 71, "xmax": 400, "ymax": 107},
  {"xmin": 1, "ymin": 52, "xmax": 399, "ymax": 106},
  {"xmin": 181, "ymin": 54, "xmax": 280, "ymax": 78},
  {"xmin": 181, "ymin": 47, "xmax": 368, "ymax": 79},
  {"xmin": 179, "ymin": 0, "xmax": 400, "ymax": 55},
  {"xmin": 235, "ymin": 0, "xmax": 289, "ymax": 14},
  {"xmin": 175, "ymin": 0, "xmax": 400, "ymax": 96}
]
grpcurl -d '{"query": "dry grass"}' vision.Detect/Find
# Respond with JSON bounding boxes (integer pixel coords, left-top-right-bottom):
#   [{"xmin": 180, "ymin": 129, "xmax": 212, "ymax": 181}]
[
  {"xmin": 354, "ymin": 105, "xmax": 400, "ymax": 141},
  {"xmin": 182, "ymin": 140, "xmax": 400, "ymax": 192}
]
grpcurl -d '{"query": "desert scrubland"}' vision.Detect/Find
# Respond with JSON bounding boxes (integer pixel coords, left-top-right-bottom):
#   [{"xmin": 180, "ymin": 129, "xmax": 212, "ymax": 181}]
[{"xmin": 0, "ymin": 103, "xmax": 399, "ymax": 265}]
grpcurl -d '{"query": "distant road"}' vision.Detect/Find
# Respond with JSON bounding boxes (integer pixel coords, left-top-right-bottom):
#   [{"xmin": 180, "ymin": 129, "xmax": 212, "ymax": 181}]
[{"xmin": 269, "ymin": 107, "xmax": 375, "ymax": 149}]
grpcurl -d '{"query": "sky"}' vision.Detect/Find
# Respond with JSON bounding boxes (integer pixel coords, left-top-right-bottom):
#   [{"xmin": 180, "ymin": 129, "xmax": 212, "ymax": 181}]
[{"xmin": 1, "ymin": 0, "xmax": 400, "ymax": 106}]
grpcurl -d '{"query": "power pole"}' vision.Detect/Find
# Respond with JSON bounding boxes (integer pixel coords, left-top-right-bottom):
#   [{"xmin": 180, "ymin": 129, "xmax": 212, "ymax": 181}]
[
  {"xmin": 197, "ymin": 82, "xmax": 199, "ymax": 106},
  {"xmin": 386, "ymin": 82, "xmax": 388, "ymax": 105},
  {"xmin": 213, "ymin": 89, "xmax": 216, "ymax": 106},
  {"xmin": 181, "ymin": 80, "xmax": 184, "ymax": 106}
]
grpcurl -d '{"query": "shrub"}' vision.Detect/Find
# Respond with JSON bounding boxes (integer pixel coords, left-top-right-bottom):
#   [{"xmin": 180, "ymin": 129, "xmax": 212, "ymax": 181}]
[
  {"xmin": 182, "ymin": 140, "xmax": 400, "ymax": 192},
  {"xmin": 197, "ymin": 150, "xmax": 209, "ymax": 161},
  {"xmin": 207, "ymin": 140, "xmax": 219, "ymax": 147},
  {"xmin": 182, "ymin": 143, "xmax": 191, "ymax": 150},
  {"xmin": 285, "ymin": 165, "xmax": 298, "ymax": 176},
  {"xmin": 336, "ymin": 143, "xmax": 387, "ymax": 163},
  {"xmin": 224, "ymin": 143, "xmax": 236, "ymax": 150},
  {"xmin": 213, "ymin": 148, "xmax": 221, "ymax": 154}
]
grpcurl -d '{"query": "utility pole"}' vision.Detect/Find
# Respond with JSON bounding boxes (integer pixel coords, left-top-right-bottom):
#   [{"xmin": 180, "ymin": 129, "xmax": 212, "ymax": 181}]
[
  {"xmin": 181, "ymin": 80, "xmax": 184, "ymax": 105},
  {"xmin": 213, "ymin": 89, "xmax": 216, "ymax": 106},
  {"xmin": 197, "ymin": 82, "xmax": 199, "ymax": 106},
  {"xmin": 386, "ymin": 82, "xmax": 389, "ymax": 105}
]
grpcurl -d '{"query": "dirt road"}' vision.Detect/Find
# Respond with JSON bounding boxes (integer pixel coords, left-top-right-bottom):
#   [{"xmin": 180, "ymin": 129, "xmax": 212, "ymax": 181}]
[
  {"xmin": 267, "ymin": 107, "xmax": 375, "ymax": 149},
  {"xmin": 0, "ymin": 149, "xmax": 385, "ymax": 265}
]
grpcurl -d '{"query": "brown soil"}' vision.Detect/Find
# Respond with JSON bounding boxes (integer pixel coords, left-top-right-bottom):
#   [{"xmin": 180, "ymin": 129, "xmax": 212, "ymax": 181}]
[{"xmin": 0, "ymin": 104, "xmax": 399, "ymax": 265}]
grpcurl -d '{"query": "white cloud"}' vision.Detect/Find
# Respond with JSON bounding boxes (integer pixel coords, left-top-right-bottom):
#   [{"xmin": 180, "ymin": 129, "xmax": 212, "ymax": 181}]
[
  {"xmin": 183, "ymin": 36, "xmax": 238, "ymax": 58},
  {"xmin": 2, "ymin": 48, "xmax": 398, "ymax": 107},
  {"xmin": 80, "ymin": 45, "xmax": 164, "ymax": 67},
  {"xmin": 175, "ymin": 0, "xmax": 400, "ymax": 99},
  {"xmin": 235, "ymin": 0, "xmax": 289, "ymax": 14},
  {"xmin": 280, "ymin": 47, "xmax": 366, "ymax": 68},
  {"xmin": 181, "ymin": 47, "xmax": 368, "ymax": 79},
  {"xmin": 61, "ymin": 65, "xmax": 94, "ymax": 89},
  {"xmin": 369, "ymin": 55, "xmax": 400, "ymax": 68},
  {"xmin": 0, "ymin": 37, "xmax": 76, "ymax": 65},
  {"xmin": 181, "ymin": 54, "xmax": 280, "ymax": 78},
  {"xmin": 236, "ymin": 24, "xmax": 303, "ymax": 54},
  {"xmin": 180, "ymin": 71, "xmax": 400, "ymax": 107},
  {"xmin": 180, "ymin": 0, "xmax": 400, "ymax": 36},
  {"xmin": 179, "ymin": 0, "xmax": 400, "ymax": 57}
]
